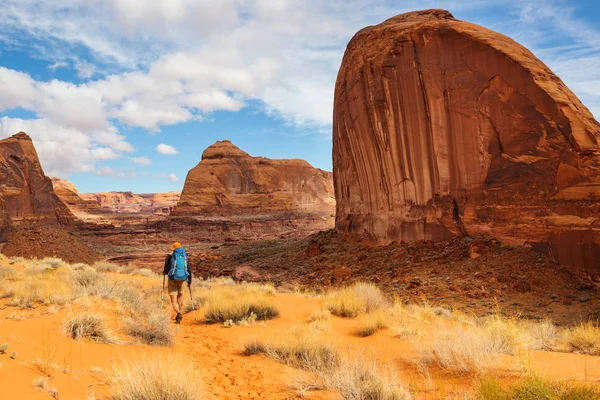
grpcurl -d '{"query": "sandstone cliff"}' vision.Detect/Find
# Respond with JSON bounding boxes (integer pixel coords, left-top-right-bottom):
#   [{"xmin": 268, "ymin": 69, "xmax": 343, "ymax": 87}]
[
  {"xmin": 50, "ymin": 178, "xmax": 102, "ymax": 213},
  {"xmin": 174, "ymin": 140, "xmax": 335, "ymax": 216},
  {"xmin": 79, "ymin": 191, "xmax": 180, "ymax": 214},
  {"xmin": 0, "ymin": 132, "xmax": 74, "ymax": 239},
  {"xmin": 333, "ymin": 10, "xmax": 600, "ymax": 277}
]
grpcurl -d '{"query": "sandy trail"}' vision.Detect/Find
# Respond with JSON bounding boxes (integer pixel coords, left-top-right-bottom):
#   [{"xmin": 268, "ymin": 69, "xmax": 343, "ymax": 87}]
[{"xmin": 1, "ymin": 272, "xmax": 600, "ymax": 399}]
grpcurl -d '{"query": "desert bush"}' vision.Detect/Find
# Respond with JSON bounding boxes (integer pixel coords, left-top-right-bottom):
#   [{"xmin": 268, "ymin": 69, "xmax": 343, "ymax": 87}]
[
  {"xmin": 183, "ymin": 287, "xmax": 206, "ymax": 314},
  {"xmin": 32, "ymin": 376, "xmax": 49, "ymax": 390},
  {"xmin": 0, "ymin": 252, "xmax": 7, "ymax": 260},
  {"xmin": 8, "ymin": 277, "xmax": 72, "ymax": 307},
  {"xmin": 308, "ymin": 308, "xmax": 331, "ymax": 323},
  {"xmin": 0, "ymin": 265, "xmax": 16, "ymax": 280},
  {"xmin": 0, "ymin": 281, "xmax": 15, "ymax": 299},
  {"xmin": 355, "ymin": 310, "xmax": 390, "ymax": 337},
  {"xmin": 125, "ymin": 312, "xmax": 173, "ymax": 346},
  {"xmin": 483, "ymin": 314, "xmax": 532, "ymax": 355},
  {"xmin": 119, "ymin": 263, "xmax": 138, "ymax": 274},
  {"xmin": 71, "ymin": 269, "xmax": 103, "ymax": 288},
  {"xmin": 62, "ymin": 312, "xmax": 114, "ymax": 343},
  {"xmin": 9, "ymin": 256, "xmax": 26, "ymax": 264},
  {"xmin": 92, "ymin": 261, "xmax": 120, "ymax": 273},
  {"xmin": 111, "ymin": 355, "xmax": 201, "ymax": 400},
  {"xmin": 319, "ymin": 356, "xmax": 411, "ymax": 400},
  {"xmin": 525, "ymin": 319, "xmax": 557, "ymax": 351},
  {"xmin": 203, "ymin": 284, "xmax": 279, "ymax": 323},
  {"xmin": 412, "ymin": 326, "xmax": 502, "ymax": 375},
  {"xmin": 244, "ymin": 324, "xmax": 339, "ymax": 371},
  {"xmin": 326, "ymin": 282, "xmax": 388, "ymax": 318},
  {"xmin": 477, "ymin": 375, "xmax": 600, "ymax": 399},
  {"xmin": 39, "ymin": 257, "xmax": 66, "ymax": 269},
  {"xmin": 71, "ymin": 263, "xmax": 90, "ymax": 270},
  {"xmin": 131, "ymin": 268, "xmax": 157, "ymax": 278},
  {"xmin": 560, "ymin": 321, "xmax": 600, "ymax": 355},
  {"xmin": 112, "ymin": 283, "xmax": 146, "ymax": 312}
]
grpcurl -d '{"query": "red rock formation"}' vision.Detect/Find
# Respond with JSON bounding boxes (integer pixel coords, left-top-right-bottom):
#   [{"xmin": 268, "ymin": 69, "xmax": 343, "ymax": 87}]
[
  {"xmin": 79, "ymin": 191, "xmax": 180, "ymax": 214},
  {"xmin": 174, "ymin": 140, "xmax": 335, "ymax": 216},
  {"xmin": 333, "ymin": 10, "xmax": 600, "ymax": 277},
  {"xmin": 50, "ymin": 178, "xmax": 101, "ymax": 213},
  {"xmin": 0, "ymin": 132, "xmax": 74, "ymax": 239}
]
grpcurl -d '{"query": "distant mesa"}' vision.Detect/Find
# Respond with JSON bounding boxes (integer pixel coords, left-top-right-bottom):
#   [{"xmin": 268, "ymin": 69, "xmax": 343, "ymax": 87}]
[
  {"xmin": 333, "ymin": 10, "xmax": 600, "ymax": 277},
  {"xmin": 0, "ymin": 132, "xmax": 74, "ymax": 240},
  {"xmin": 50, "ymin": 178, "xmax": 181, "ymax": 215},
  {"xmin": 173, "ymin": 140, "xmax": 335, "ymax": 217}
]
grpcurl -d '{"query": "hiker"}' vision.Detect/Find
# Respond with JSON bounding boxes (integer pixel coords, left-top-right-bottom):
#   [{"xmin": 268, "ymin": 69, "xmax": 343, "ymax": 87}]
[{"xmin": 163, "ymin": 242, "xmax": 192, "ymax": 324}]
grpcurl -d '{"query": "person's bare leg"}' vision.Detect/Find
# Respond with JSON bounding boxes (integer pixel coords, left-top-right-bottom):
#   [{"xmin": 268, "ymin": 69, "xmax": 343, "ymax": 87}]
[
  {"xmin": 170, "ymin": 295, "xmax": 180, "ymax": 314},
  {"xmin": 177, "ymin": 293, "xmax": 184, "ymax": 312}
]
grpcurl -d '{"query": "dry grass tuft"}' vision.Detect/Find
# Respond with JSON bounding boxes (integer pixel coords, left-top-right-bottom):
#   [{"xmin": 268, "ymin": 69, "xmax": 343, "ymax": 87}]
[
  {"xmin": 478, "ymin": 375, "xmax": 600, "ymax": 399},
  {"xmin": 62, "ymin": 312, "xmax": 114, "ymax": 343},
  {"xmin": 244, "ymin": 324, "xmax": 339, "ymax": 371},
  {"xmin": 125, "ymin": 312, "xmax": 173, "ymax": 346},
  {"xmin": 0, "ymin": 265, "xmax": 16, "ymax": 280},
  {"xmin": 411, "ymin": 325, "xmax": 502, "ymax": 375},
  {"xmin": 92, "ymin": 261, "xmax": 120, "ymax": 273},
  {"xmin": 308, "ymin": 308, "xmax": 331, "ymax": 323},
  {"xmin": 32, "ymin": 376, "xmax": 49, "ymax": 390},
  {"xmin": 111, "ymin": 355, "xmax": 202, "ymax": 400},
  {"xmin": 39, "ymin": 257, "xmax": 66, "ymax": 269},
  {"xmin": 326, "ymin": 282, "xmax": 388, "ymax": 318},
  {"xmin": 560, "ymin": 321, "xmax": 600, "ymax": 355},
  {"xmin": 8, "ymin": 276, "xmax": 72, "ymax": 308},
  {"xmin": 203, "ymin": 284, "xmax": 279, "ymax": 323},
  {"xmin": 319, "ymin": 356, "xmax": 411, "ymax": 400},
  {"xmin": 355, "ymin": 310, "xmax": 390, "ymax": 337}
]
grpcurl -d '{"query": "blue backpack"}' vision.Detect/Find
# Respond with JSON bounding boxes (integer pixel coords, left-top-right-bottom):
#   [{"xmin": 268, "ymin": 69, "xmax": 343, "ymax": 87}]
[{"xmin": 168, "ymin": 247, "xmax": 189, "ymax": 281}]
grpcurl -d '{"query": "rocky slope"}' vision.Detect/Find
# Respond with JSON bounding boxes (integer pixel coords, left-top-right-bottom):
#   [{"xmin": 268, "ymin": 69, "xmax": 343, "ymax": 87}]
[
  {"xmin": 0, "ymin": 133, "xmax": 74, "ymax": 239},
  {"xmin": 174, "ymin": 140, "xmax": 335, "ymax": 217},
  {"xmin": 333, "ymin": 10, "xmax": 600, "ymax": 277},
  {"xmin": 50, "ymin": 178, "xmax": 102, "ymax": 213}
]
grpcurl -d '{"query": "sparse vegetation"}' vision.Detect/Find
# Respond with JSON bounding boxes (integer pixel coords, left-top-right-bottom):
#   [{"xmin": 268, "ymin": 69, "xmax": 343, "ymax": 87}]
[
  {"xmin": 125, "ymin": 312, "xmax": 173, "ymax": 346},
  {"xmin": 477, "ymin": 375, "xmax": 600, "ymax": 399},
  {"xmin": 39, "ymin": 257, "xmax": 67, "ymax": 269},
  {"xmin": 411, "ymin": 325, "xmax": 502, "ymax": 375},
  {"xmin": 560, "ymin": 321, "xmax": 600, "ymax": 355},
  {"xmin": 244, "ymin": 324, "xmax": 339, "ymax": 371},
  {"xmin": 32, "ymin": 376, "xmax": 49, "ymax": 390},
  {"xmin": 203, "ymin": 284, "xmax": 279, "ymax": 323},
  {"xmin": 111, "ymin": 356, "xmax": 202, "ymax": 400},
  {"xmin": 318, "ymin": 356, "xmax": 411, "ymax": 400},
  {"xmin": 308, "ymin": 308, "xmax": 331, "ymax": 323},
  {"xmin": 62, "ymin": 312, "xmax": 114, "ymax": 343},
  {"xmin": 92, "ymin": 261, "xmax": 120, "ymax": 273},
  {"xmin": 326, "ymin": 282, "xmax": 388, "ymax": 318},
  {"xmin": 355, "ymin": 310, "xmax": 390, "ymax": 337}
]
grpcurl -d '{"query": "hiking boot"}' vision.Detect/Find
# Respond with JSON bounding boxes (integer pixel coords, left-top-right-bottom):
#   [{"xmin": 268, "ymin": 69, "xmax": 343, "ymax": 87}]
[{"xmin": 175, "ymin": 313, "xmax": 183, "ymax": 324}]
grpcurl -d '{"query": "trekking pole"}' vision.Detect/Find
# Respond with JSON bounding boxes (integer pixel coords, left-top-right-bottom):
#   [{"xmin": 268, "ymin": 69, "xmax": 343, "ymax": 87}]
[
  {"xmin": 161, "ymin": 275, "xmax": 166, "ymax": 302},
  {"xmin": 188, "ymin": 283, "xmax": 197, "ymax": 321}
]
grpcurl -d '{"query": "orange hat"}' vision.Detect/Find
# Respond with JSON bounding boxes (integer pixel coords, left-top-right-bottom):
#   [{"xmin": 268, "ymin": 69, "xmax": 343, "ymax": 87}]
[{"xmin": 171, "ymin": 242, "xmax": 182, "ymax": 251}]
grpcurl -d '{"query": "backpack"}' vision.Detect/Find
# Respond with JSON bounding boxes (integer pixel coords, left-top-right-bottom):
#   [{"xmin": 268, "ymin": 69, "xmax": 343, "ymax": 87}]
[{"xmin": 168, "ymin": 247, "xmax": 189, "ymax": 281}]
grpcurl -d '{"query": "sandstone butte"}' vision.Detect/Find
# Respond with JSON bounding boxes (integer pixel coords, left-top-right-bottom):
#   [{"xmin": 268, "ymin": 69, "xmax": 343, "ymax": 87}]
[
  {"xmin": 0, "ymin": 132, "xmax": 74, "ymax": 239},
  {"xmin": 333, "ymin": 9, "xmax": 600, "ymax": 278},
  {"xmin": 174, "ymin": 140, "xmax": 335, "ymax": 216},
  {"xmin": 79, "ymin": 191, "xmax": 181, "ymax": 213}
]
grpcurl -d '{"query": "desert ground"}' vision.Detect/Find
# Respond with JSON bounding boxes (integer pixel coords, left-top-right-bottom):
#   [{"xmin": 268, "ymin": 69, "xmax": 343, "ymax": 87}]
[{"xmin": 1, "ymin": 256, "xmax": 600, "ymax": 400}]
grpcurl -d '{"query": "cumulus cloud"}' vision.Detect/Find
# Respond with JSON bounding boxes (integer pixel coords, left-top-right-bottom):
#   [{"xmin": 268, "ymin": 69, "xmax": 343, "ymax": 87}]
[
  {"xmin": 168, "ymin": 173, "xmax": 179, "ymax": 183},
  {"xmin": 0, "ymin": 117, "xmax": 131, "ymax": 177},
  {"xmin": 156, "ymin": 143, "xmax": 178, "ymax": 155},
  {"xmin": 0, "ymin": 0, "xmax": 597, "ymax": 182},
  {"xmin": 130, "ymin": 156, "xmax": 152, "ymax": 166}
]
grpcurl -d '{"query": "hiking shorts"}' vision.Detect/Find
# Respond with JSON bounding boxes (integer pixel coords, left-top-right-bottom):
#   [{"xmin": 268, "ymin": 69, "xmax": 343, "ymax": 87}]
[{"xmin": 168, "ymin": 279, "xmax": 185, "ymax": 296}]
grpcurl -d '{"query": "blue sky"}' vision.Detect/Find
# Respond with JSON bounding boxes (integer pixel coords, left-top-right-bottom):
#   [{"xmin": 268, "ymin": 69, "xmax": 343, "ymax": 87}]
[{"xmin": 0, "ymin": 0, "xmax": 599, "ymax": 193}]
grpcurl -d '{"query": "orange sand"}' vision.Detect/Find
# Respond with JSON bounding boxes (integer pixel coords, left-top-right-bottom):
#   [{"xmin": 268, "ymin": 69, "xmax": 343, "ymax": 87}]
[{"xmin": 1, "ymin": 269, "xmax": 599, "ymax": 399}]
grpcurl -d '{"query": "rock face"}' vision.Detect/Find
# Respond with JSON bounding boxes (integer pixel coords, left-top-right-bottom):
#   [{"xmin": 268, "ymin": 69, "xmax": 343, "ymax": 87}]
[
  {"xmin": 78, "ymin": 191, "xmax": 180, "ymax": 214},
  {"xmin": 174, "ymin": 140, "xmax": 335, "ymax": 216},
  {"xmin": 333, "ymin": 10, "xmax": 600, "ymax": 277},
  {"xmin": 0, "ymin": 133, "xmax": 74, "ymax": 239},
  {"xmin": 50, "ymin": 178, "xmax": 102, "ymax": 213}
]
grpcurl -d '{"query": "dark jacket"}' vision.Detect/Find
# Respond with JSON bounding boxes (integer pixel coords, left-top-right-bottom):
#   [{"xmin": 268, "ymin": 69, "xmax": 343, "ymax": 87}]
[{"xmin": 163, "ymin": 253, "xmax": 192, "ymax": 285}]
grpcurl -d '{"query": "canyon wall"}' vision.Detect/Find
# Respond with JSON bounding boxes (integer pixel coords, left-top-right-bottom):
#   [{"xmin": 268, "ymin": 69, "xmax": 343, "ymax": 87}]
[{"xmin": 333, "ymin": 10, "xmax": 600, "ymax": 277}]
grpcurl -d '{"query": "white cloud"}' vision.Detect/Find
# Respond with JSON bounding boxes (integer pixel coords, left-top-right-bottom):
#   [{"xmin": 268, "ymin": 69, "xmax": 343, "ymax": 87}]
[
  {"xmin": 0, "ymin": 0, "xmax": 597, "ymax": 179},
  {"xmin": 130, "ymin": 156, "xmax": 152, "ymax": 166},
  {"xmin": 0, "ymin": 117, "xmax": 131, "ymax": 177},
  {"xmin": 48, "ymin": 61, "xmax": 67, "ymax": 70},
  {"xmin": 168, "ymin": 173, "xmax": 179, "ymax": 183},
  {"xmin": 156, "ymin": 143, "xmax": 178, "ymax": 155}
]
